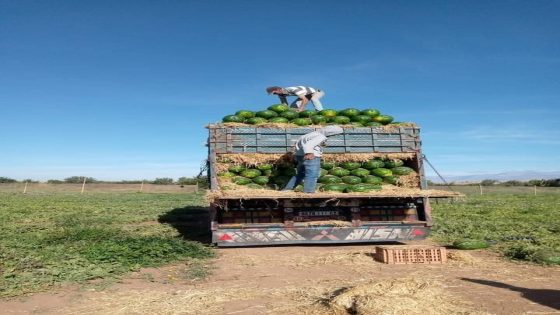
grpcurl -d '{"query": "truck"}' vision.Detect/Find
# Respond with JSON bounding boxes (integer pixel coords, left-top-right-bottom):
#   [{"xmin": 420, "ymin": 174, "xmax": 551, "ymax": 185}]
[{"xmin": 206, "ymin": 124, "xmax": 457, "ymax": 247}]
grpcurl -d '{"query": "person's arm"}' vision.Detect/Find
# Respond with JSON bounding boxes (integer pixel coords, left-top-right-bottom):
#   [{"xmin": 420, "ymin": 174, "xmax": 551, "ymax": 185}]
[
  {"xmin": 298, "ymin": 95, "xmax": 309, "ymax": 110},
  {"xmin": 302, "ymin": 134, "xmax": 327, "ymax": 159}
]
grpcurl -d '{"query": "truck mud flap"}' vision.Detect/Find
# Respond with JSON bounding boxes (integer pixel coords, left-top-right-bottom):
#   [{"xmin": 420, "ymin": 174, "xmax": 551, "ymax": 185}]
[{"xmin": 213, "ymin": 225, "xmax": 428, "ymax": 247}]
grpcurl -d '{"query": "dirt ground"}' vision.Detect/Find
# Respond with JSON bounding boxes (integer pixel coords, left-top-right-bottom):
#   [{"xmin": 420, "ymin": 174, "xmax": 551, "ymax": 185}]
[{"xmin": 2, "ymin": 242, "xmax": 559, "ymax": 315}]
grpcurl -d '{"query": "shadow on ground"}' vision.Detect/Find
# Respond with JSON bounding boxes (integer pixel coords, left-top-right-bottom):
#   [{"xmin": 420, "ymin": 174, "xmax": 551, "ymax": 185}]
[
  {"xmin": 461, "ymin": 278, "xmax": 560, "ymax": 310},
  {"xmin": 158, "ymin": 206, "xmax": 212, "ymax": 244}
]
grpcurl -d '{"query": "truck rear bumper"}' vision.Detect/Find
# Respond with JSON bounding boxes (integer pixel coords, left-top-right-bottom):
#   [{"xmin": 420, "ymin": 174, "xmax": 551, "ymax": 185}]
[{"xmin": 213, "ymin": 224, "xmax": 428, "ymax": 247}]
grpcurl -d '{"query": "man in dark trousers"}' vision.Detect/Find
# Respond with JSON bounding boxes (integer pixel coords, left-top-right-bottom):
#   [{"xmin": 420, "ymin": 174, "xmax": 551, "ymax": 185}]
[
  {"xmin": 283, "ymin": 125, "xmax": 343, "ymax": 193},
  {"xmin": 266, "ymin": 86, "xmax": 325, "ymax": 112}
]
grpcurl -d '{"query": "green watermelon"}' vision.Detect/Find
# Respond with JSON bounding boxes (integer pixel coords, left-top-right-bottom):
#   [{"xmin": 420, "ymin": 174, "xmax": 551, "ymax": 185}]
[
  {"xmin": 228, "ymin": 165, "xmax": 246, "ymax": 173},
  {"xmin": 318, "ymin": 109, "xmax": 337, "ymax": 118},
  {"xmin": 280, "ymin": 110, "xmax": 300, "ymax": 120},
  {"xmin": 362, "ymin": 175, "xmax": 383, "ymax": 184},
  {"xmin": 247, "ymin": 183, "xmax": 265, "ymax": 189},
  {"xmin": 362, "ymin": 159, "xmax": 385, "ymax": 169},
  {"xmin": 240, "ymin": 169, "xmax": 262, "ymax": 178},
  {"xmin": 352, "ymin": 115, "xmax": 373, "ymax": 124},
  {"xmin": 332, "ymin": 116, "xmax": 351, "ymax": 124},
  {"xmin": 364, "ymin": 121, "xmax": 383, "ymax": 127},
  {"xmin": 299, "ymin": 110, "xmax": 316, "ymax": 118},
  {"xmin": 319, "ymin": 175, "xmax": 342, "ymax": 184},
  {"xmin": 453, "ymin": 239, "xmax": 490, "ymax": 250},
  {"xmin": 384, "ymin": 159, "xmax": 404, "ymax": 168},
  {"xmin": 222, "ymin": 115, "xmax": 244, "ymax": 123},
  {"xmin": 321, "ymin": 161, "xmax": 336, "ymax": 170},
  {"xmin": 340, "ymin": 162, "xmax": 361, "ymax": 170},
  {"xmin": 350, "ymin": 168, "xmax": 370, "ymax": 177},
  {"xmin": 268, "ymin": 104, "xmax": 290, "ymax": 113},
  {"xmin": 235, "ymin": 110, "xmax": 255, "ymax": 119},
  {"xmin": 339, "ymin": 108, "xmax": 360, "ymax": 117},
  {"xmin": 311, "ymin": 115, "xmax": 328, "ymax": 125},
  {"xmin": 320, "ymin": 184, "xmax": 348, "ymax": 192},
  {"xmin": 268, "ymin": 117, "xmax": 289, "ymax": 123},
  {"xmin": 342, "ymin": 176, "xmax": 362, "ymax": 184},
  {"xmin": 371, "ymin": 168, "xmax": 393, "ymax": 177},
  {"xmin": 361, "ymin": 109, "xmax": 380, "ymax": 117},
  {"xmin": 373, "ymin": 115, "xmax": 394, "ymax": 125},
  {"xmin": 262, "ymin": 169, "xmax": 272, "ymax": 176},
  {"xmin": 257, "ymin": 164, "xmax": 273, "ymax": 171},
  {"xmin": 392, "ymin": 166, "xmax": 414, "ymax": 175},
  {"xmin": 294, "ymin": 184, "xmax": 304, "ymax": 192},
  {"xmin": 319, "ymin": 169, "xmax": 328, "ymax": 177},
  {"xmin": 233, "ymin": 176, "xmax": 252, "ymax": 185},
  {"xmin": 218, "ymin": 171, "xmax": 236, "ymax": 177},
  {"xmin": 246, "ymin": 117, "xmax": 267, "ymax": 124},
  {"xmin": 383, "ymin": 176, "xmax": 399, "ymax": 185},
  {"xmin": 345, "ymin": 183, "xmax": 379, "ymax": 193},
  {"xmin": 256, "ymin": 110, "xmax": 278, "ymax": 119},
  {"xmin": 252, "ymin": 176, "xmax": 270, "ymax": 185},
  {"xmin": 292, "ymin": 118, "xmax": 312, "ymax": 126},
  {"xmin": 329, "ymin": 167, "xmax": 350, "ymax": 177}
]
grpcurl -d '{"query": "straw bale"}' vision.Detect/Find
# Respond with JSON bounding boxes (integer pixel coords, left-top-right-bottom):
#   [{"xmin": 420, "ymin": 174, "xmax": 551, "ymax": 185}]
[
  {"xmin": 397, "ymin": 172, "xmax": 421, "ymax": 188},
  {"xmin": 217, "ymin": 153, "xmax": 294, "ymax": 166},
  {"xmin": 447, "ymin": 250, "xmax": 481, "ymax": 266}
]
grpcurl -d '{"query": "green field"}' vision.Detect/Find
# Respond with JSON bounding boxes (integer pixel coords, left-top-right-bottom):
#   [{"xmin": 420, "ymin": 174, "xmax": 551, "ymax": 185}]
[{"xmin": 1, "ymin": 191, "xmax": 559, "ymax": 298}]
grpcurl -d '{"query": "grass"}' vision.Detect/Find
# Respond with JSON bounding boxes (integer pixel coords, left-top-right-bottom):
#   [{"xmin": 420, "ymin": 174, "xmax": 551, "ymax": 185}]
[
  {"xmin": 431, "ymin": 194, "xmax": 560, "ymax": 264},
  {"xmin": 0, "ymin": 192, "xmax": 213, "ymax": 297}
]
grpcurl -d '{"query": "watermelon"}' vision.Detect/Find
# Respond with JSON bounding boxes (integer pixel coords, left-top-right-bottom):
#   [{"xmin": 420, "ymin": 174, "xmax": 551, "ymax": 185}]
[
  {"xmin": 294, "ymin": 184, "xmax": 304, "ymax": 192},
  {"xmin": 383, "ymin": 176, "xmax": 399, "ymax": 185},
  {"xmin": 362, "ymin": 159, "xmax": 385, "ymax": 169},
  {"xmin": 319, "ymin": 169, "xmax": 329, "ymax": 177},
  {"xmin": 364, "ymin": 121, "xmax": 383, "ymax": 127},
  {"xmin": 228, "ymin": 165, "xmax": 246, "ymax": 173},
  {"xmin": 329, "ymin": 167, "xmax": 350, "ymax": 177},
  {"xmin": 392, "ymin": 166, "xmax": 414, "ymax": 175},
  {"xmin": 235, "ymin": 110, "xmax": 255, "ymax": 119},
  {"xmin": 299, "ymin": 110, "xmax": 316, "ymax": 118},
  {"xmin": 268, "ymin": 117, "xmax": 289, "ymax": 123},
  {"xmin": 262, "ymin": 169, "xmax": 272, "ymax": 176},
  {"xmin": 280, "ymin": 168, "xmax": 297, "ymax": 176},
  {"xmin": 233, "ymin": 176, "xmax": 252, "ymax": 185},
  {"xmin": 321, "ymin": 161, "xmax": 336, "ymax": 170},
  {"xmin": 257, "ymin": 163, "xmax": 273, "ymax": 171},
  {"xmin": 218, "ymin": 171, "xmax": 236, "ymax": 177},
  {"xmin": 361, "ymin": 109, "xmax": 380, "ymax": 117},
  {"xmin": 352, "ymin": 115, "xmax": 373, "ymax": 124},
  {"xmin": 384, "ymin": 159, "xmax": 404, "ymax": 168},
  {"xmin": 453, "ymin": 239, "xmax": 490, "ymax": 250},
  {"xmin": 268, "ymin": 104, "xmax": 290, "ymax": 113},
  {"xmin": 320, "ymin": 184, "xmax": 348, "ymax": 192},
  {"xmin": 240, "ymin": 169, "xmax": 262, "ymax": 178},
  {"xmin": 339, "ymin": 108, "xmax": 360, "ymax": 117},
  {"xmin": 350, "ymin": 168, "xmax": 370, "ymax": 177},
  {"xmin": 318, "ymin": 109, "xmax": 337, "ymax": 118},
  {"xmin": 340, "ymin": 162, "xmax": 361, "ymax": 170},
  {"xmin": 246, "ymin": 183, "xmax": 265, "ymax": 189},
  {"xmin": 371, "ymin": 168, "xmax": 393, "ymax": 177},
  {"xmin": 332, "ymin": 116, "xmax": 351, "ymax": 124},
  {"xmin": 246, "ymin": 117, "xmax": 267, "ymax": 124},
  {"xmin": 222, "ymin": 115, "xmax": 244, "ymax": 123},
  {"xmin": 362, "ymin": 175, "xmax": 383, "ymax": 184},
  {"xmin": 292, "ymin": 118, "xmax": 312, "ymax": 126},
  {"xmin": 319, "ymin": 175, "xmax": 342, "ymax": 184},
  {"xmin": 311, "ymin": 115, "xmax": 328, "ymax": 125},
  {"xmin": 272, "ymin": 176, "xmax": 290, "ymax": 185},
  {"xmin": 342, "ymin": 176, "xmax": 362, "ymax": 184},
  {"xmin": 373, "ymin": 115, "xmax": 394, "ymax": 125},
  {"xmin": 280, "ymin": 110, "xmax": 300, "ymax": 120},
  {"xmin": 256, "ymin": 110, "xmax": 278, "ymax": 119},
  {"xmin": 252, "ymin": 176, "xmax": 270, "ymax": 185},
  {"xmin": 345, "ymin": 183, "xmax": 378, "ymax": 193}
]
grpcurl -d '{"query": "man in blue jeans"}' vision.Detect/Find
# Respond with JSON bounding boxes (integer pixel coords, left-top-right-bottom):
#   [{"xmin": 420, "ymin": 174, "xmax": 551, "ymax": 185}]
[{"xmin": 283, "ymin": 125, "xmax": 344, "ymax": 193}]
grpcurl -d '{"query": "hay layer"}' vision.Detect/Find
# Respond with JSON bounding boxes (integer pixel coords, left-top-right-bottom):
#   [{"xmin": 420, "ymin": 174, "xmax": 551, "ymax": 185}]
[
  {"xmin": 217, "ymin": 152, "xmax": 416, "ymax": 165},
  {"xmin": 209, "ymin": 122, "xmax": 419, "ymax": 130}
]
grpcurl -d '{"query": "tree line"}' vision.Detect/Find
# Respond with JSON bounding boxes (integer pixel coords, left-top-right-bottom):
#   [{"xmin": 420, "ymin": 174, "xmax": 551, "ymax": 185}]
[
  {"xmin": 427, "ymin": 178, "xmax": 560, "ymax": 187},
  {"xmin": 0, "ymin": 176, "xmax": 209, "ymax": 187}
]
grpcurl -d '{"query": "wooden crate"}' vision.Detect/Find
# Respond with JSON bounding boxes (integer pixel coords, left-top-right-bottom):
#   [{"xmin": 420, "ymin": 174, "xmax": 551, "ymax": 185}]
[{"xmin": 374, "ymin": 245, "xmax": 447, "ymax": 264}]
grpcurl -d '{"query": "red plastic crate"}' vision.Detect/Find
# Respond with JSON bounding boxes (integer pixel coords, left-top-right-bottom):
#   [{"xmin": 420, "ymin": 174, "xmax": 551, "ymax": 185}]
[{"xmin": 374, "ymin": 245, "xmax": 447, "ymax": 264}]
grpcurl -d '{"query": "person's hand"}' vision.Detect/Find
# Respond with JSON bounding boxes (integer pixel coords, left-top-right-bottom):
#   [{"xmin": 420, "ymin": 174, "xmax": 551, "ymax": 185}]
[{"xmin": 304, "ymin": 153, "xmax": 315, "ymax": 160}]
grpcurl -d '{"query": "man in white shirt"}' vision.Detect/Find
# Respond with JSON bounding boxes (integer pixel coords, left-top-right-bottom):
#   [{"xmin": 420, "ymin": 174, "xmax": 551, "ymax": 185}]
[
  {"xmin": 266, "ymin": 86, "xmax": 325, "ymax": 111},
  {"xmin": 283, "ymin": 125, "xmax": 343, "ymax": 193}
]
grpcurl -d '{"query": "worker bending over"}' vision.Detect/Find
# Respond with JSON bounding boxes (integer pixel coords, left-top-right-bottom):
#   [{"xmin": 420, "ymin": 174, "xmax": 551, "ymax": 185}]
[{"xmin": 266, "ymin": 86, "xmax": 325, "ymax": 112}]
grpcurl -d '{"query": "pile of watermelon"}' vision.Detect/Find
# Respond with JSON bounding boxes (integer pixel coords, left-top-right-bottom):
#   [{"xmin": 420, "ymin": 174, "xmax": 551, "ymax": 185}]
[
  {"xmin": 218, "ymin": 158, "xmax": 416, "ymax": 193},
  {"xmin": 221, "ymin": 104, "xmax": 401, "ymax": 127}
]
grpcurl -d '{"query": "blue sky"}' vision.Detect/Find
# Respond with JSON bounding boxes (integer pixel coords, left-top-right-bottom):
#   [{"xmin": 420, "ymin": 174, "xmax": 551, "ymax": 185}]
[{"xmin": 1, "ymin": 0, "xmax": 559, "ymax": 180}]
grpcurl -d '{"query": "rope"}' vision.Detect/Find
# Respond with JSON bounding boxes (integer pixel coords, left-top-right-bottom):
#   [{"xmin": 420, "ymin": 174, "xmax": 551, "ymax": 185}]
[{"xmin": 422, "ymin": 154, "xmax": 454, "ymax": 191}]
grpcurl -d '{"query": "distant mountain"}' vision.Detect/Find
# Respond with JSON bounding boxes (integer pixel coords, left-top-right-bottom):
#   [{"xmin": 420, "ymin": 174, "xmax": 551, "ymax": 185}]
[{"xmin": 427, "ymin": 171, "xmax": 560, "ymax": 183}]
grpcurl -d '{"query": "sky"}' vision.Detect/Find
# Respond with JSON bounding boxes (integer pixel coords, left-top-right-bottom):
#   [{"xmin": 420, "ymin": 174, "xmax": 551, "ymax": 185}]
[{"xmin": 1, "ymin": 0, "xmax": 559, "ymax": 181}]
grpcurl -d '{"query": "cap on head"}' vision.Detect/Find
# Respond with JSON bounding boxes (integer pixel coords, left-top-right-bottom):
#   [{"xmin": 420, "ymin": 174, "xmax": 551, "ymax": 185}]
[
  {"xmin": 318, "ymin": 125, "xmax": 344, "ymax": 137},
  {"xmin": 266, "ymin": 86, "xmax": 282, "ymax": 94}
]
